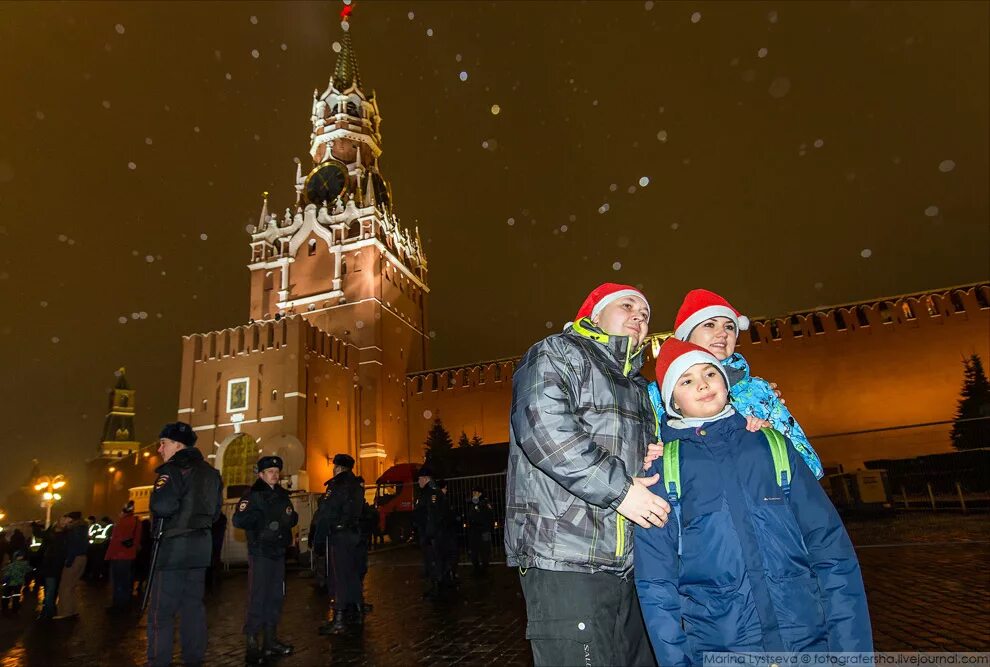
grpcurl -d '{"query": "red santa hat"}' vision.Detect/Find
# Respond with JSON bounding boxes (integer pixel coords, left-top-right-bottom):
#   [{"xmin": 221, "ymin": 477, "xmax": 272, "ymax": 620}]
[
  {"xmin": 570, "ymin": 283, "xmax": 650, "ymax": 327},
  {"xmin": 673, "ymin": 289, "xmax": 750, "ymax": 341},
  {"xmin": 655, "ymin": 338, "xmax": 729, "ymax": 418}
]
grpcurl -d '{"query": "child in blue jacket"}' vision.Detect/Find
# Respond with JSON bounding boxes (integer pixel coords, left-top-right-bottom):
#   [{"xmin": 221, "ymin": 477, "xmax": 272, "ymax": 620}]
[
  {"xmin": 635, "ymin": 338, "xmax": 872, "ymax": 666},
  {"xmin": 647, "ymin": 289, "xmax": 824, "ymax": 479}
]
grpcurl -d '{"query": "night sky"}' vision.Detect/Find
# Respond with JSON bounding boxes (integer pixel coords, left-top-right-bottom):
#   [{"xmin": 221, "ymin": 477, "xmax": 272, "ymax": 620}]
[{"xmin": 0, "ymin": 1, "xmax": 986, "ymax": 513}]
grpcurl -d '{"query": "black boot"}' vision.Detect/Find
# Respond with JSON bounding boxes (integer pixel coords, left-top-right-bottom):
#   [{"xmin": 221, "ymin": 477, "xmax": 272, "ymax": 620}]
[
  {"xmin": 264, "ymin": 625, "xmax": 293, "ymax": 656},
  {"xmin": 245, "ymin": 633, "xmax": 265, "ymax": 665},
  {"xmin": 318, "ymin": 610, "xmax": 347, "ymax": 636}
]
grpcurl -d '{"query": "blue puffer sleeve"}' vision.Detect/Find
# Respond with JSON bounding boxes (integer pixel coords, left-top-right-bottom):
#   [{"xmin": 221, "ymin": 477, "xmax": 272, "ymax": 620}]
[
  {"xmin": 748, "ymin": 377, "xmax": 824, "ymax": 479},
  {"xmin": 786, "ymin": 441, "xmax": 874, "ymax": 652},
  {"xmin": 646, "ymin": 381, "xmax": 664, "ymax": 438},
  {"xmin": 634, "ymin": 463, "xmax": 692, "ymax": 667}
]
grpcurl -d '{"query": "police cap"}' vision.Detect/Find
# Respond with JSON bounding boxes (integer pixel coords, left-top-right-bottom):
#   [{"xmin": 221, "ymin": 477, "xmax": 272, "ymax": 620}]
[
  {"xmin": 159, "ymin": 421, "xmax": 198, "ymax": 448},
  {"xmin": 417, "ymin": 465, "xmax": 434, "ymax": 478},
  {"xmin": 332, "ymin": 453, "xmax": 355, "ymax": 469},
  {"xmin": 255, "ymin": 455, "xmax": 283, "ymax": 473}
]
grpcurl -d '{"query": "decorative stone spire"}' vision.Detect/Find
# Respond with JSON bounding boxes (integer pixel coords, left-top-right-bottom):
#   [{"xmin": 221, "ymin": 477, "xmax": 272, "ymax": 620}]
[{"xmin": 258, "ymin": 191, "xmax": 269, "ymax": 227}]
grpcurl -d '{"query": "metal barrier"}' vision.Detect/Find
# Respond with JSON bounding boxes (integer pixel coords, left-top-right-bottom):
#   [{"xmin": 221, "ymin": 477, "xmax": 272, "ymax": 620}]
[{"xmin": 439, "ymin": 472, "xmax": 507, "ymax": 563}]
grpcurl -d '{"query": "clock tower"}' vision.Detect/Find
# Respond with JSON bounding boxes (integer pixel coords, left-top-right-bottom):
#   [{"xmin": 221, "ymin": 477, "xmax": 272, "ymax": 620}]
[{"xmin": 244, "ymin": 16, "xmax": 429, "ymax": 478}]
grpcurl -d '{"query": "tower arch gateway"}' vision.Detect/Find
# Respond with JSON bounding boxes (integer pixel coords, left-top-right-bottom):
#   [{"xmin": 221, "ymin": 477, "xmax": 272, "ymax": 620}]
[{"xmin": 219, "ymin": 433, "xmax": 258, "ymax": 497}]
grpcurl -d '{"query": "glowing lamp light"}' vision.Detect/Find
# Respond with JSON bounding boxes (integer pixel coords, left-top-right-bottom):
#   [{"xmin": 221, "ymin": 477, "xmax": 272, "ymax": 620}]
[
  {"xmin": 52, "ymin": 480, "xmax": 66, "ymax": 490},
  {"xmin": 33, "ymin": 482, "xmax": 47, "ymax": 492},
  {"xmin": 43, "ymin": 492, "xmax": 53, "ymax": 501},
  {"xmin": 143, "ymin": 451, "xmax": 150, "ymax": 458},
  {"xmin": 53, "ymin": 493, "xmax": 62, "ymax": 501},
  {"xmin": 108, "ymin": 466, "xmax": 116, "ymax": 473}
]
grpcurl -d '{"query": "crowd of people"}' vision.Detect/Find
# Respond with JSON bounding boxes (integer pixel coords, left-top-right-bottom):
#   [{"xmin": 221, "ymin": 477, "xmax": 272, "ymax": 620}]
[{"xmin": 0, "ymin": 501, "xmax": 155, "ymax": 621}]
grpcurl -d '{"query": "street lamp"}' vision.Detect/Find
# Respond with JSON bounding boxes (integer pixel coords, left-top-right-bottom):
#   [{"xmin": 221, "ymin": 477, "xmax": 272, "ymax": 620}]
[{"xmin": 33, "ymin": 475, "xmax": 67, "ymax": 529}]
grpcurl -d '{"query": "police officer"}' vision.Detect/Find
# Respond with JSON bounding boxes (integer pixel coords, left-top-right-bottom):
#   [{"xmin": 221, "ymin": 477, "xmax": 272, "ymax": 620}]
[
  {"xmin": 466, "ymin": 487, "xmax": 495, "ymax": 575},
  {"xmin": 314, "ymin": 454, "xmax": 364, "ymax": 635},
  {"xmin": 146, "ymin": 422, "xmax": 223, "ymax": 667},
  {"xmin": 413, "ymin": 466, "xmax": 452, "ymax": 599},
  {"xmin": 232, "ymin": 455, "xmax": 298, "ymax": 663}
]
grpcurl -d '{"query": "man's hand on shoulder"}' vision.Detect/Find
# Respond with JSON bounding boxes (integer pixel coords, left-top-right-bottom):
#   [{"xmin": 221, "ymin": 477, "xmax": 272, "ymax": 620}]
[{"xmin": 616, "ymin": 475, "xmax": 671, "ymax": 529}]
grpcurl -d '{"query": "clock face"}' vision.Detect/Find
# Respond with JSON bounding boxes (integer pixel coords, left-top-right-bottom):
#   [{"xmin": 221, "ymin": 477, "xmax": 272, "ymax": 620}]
[{"xmin": 304, "ymin": 160, "xmax": 349, "ymax": 207}]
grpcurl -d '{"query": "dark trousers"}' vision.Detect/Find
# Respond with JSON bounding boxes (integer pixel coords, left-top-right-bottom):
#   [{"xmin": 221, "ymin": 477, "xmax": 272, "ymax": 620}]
[
  {"xmin": 518, "ymin": 568, "xmax": 656, "ymax": 667},
  {"xmin": 110, "ymin": 559, "xmax": 134, "ymax": 609},
  {"xmin": 243, "ymin": 554, "xmax": 285, "ymax": 634},
  {"xmin": 41, "ymin": 576, "xmax": 59, "ymax": 618},
  {"xmin": 468, "ymin": 530, "xmax": 492, "ymax": 570},
  {"xmin": 330, "ymin": 532, "xmax": 361, "ymax": 611},
  {"xmin": 146, "ymin": 567, "xmax": 207, "ymax": 667},
  {"xmin": 420, "ymin": 534, "xmax": 450, "ymax": 584}
]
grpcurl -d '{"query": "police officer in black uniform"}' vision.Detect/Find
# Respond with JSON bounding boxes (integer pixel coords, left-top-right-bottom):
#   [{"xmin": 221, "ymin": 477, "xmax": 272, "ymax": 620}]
[
  {"xmin": 413, "ymin": 466, "xmax": 452, "ymax": 599},
  {"xmin": 146, "ymin": 422, "xmax": 223, "ymax": 667},
  {"xmin": 466, "ymin": 486, "xmax": 495, "ymax": 575},
  {"xmin": 314, "ymin": 454, "xmax": 364, "ymax": 635},
  {"xmin": 232, "ymin": 455, "xmax": 298, "ymax": 663}
]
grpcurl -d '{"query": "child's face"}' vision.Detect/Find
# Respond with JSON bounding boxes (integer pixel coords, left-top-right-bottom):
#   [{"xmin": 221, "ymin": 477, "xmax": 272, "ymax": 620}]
[
  {"xmin": 671, "ymin": 363, "xmax": 729, "ymax": 418},
  {"xmin": 592, "ymin": 295, "xmax": 650, "ymax": 346},
  {"xmin": 688, "ymin": 317, "xmax": 737, "ymax": 360}
]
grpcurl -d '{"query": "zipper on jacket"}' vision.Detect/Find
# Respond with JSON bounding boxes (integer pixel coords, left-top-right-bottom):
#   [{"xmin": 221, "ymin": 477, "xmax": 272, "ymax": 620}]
[{"xmin": 615, "ymin": 515, "xmax": 626, "ymax": 556}]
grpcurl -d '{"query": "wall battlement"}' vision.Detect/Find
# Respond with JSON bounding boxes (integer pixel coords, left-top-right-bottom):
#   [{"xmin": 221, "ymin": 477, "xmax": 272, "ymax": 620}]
[
  {"xmin": 184, "ymin": 315, "xmax": 355, "ymax": 369},
  {"xmin": 407, "ymin": 358, "xmax": 519, "ymax": 395},
  {"xmin": 740, "ymin": 283, "xmax": 989, "ymax": 348}
]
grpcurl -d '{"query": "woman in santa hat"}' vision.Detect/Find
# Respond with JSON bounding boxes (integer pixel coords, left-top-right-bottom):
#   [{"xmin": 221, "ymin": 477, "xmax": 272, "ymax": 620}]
[{"xmin": 647, "ymin": 289, "xmax": 824, "ymax": 478}]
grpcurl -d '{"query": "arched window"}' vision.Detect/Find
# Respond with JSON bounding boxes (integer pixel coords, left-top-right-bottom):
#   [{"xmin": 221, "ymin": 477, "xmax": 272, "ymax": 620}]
[
  {"xmin": 221, "ymin": 434, "xmax": 258, "ymax": 490},
  {"xmin": 308, "ymin": 239, "xmax": 317, "ymax": 256}
]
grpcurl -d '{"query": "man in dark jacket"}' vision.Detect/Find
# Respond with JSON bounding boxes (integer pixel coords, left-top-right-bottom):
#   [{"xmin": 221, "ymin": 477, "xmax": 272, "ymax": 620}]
[
  {"xmin": 145, "ymin": 421, "xmax": 223, "ymax": 667},
  {"xmin": 413, "ymin": 466, "xmax": 453, "ymax": 598},
  {"xmin": 35, "ymin": 518, "xmax": 67, "ymax": 620},
  {"xmin": 505, "ymin": 283, "xmax": 670, "ymax": 666},
  {"xmin": 466, "ymin": 487, "xmax": 494, "ymax": 575},
  {"xmin": 55, "ymin": 511, "xmax": 89, "ymax": 619},
  {"xmin": 105, "ymin": 500, "xmax": 142, "ymax": 612},
  {"xmin": 313, "ymin": 453, "xmax": 364, "ymax": 635},
  {"xmin": 232, "ymin": 455, "xmax": 297, "ymax": 663}
]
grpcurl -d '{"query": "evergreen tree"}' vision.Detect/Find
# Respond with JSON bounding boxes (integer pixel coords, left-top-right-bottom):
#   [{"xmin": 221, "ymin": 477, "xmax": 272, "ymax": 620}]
[
  {"xmin": 424, "ymin": 418, "xmax": 454, "ymax": 470},
  {"xmin": 470, "ymin": 432, "xmax": 484, "ymax": 447},
  {"xmin": 950, "ymin": 354, "xmax": 990, "ymax": 451},
  {"xmin": 457, "ymin": 431, "xmax": 471, "ymax": 448}
]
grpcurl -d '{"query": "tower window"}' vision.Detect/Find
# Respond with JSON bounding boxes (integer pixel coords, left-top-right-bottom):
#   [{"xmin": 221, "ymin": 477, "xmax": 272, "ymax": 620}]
[
  {"xmin": 308, "ymin": 239, "xmax": 317, "ymax": 256},
  {"xmin": 271, "ymin": 389, "xmax": 278, "ymax": 402},
  {"xmin": 201, "ymin": 399, "xmax": 208, "ymax": 411}
]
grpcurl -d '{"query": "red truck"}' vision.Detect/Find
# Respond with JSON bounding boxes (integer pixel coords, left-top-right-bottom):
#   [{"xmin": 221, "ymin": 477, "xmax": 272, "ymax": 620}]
[{"xmin": 373, "ymin": 462, "xmax": 421, "ymax": 544}]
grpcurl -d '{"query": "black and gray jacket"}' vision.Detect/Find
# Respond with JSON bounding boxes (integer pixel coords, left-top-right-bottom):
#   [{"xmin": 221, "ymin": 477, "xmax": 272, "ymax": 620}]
[{"xmin": 505, "ymin": 318, "xmax": 654, "ymax": 577}]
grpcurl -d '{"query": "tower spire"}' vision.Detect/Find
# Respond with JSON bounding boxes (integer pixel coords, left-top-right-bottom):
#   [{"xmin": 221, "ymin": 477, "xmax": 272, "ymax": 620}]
[{"xmin": 333, "ymin": 3, "xmax": 363, "ymax": 91}]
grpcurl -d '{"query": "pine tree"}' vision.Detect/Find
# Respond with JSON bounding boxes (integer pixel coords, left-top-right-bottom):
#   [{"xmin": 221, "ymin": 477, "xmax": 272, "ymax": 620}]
[
  {"xmin": 470, "ymin": 432, "xmax": 484, "ymax": 447},
  {"xmin": 950, "ymin": 354, "xmax": 990, "ymax": 451},
  {"xmin": 424, "ymin": 418, "xmax": 454, "ymax": 470},
  {"xmin": 457, "ymin": 431, "xmax": 471, "ymax": 448}
]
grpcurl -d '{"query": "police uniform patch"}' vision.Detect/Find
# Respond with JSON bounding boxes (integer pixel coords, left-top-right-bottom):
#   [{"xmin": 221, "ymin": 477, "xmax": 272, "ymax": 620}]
[
  {"xmin": 238, "ymin": 500, "xmax": 249, "ymax": 511},
  {"xmin": 154, "ymin": 474, "xmax": 169, "ymax": 490}
]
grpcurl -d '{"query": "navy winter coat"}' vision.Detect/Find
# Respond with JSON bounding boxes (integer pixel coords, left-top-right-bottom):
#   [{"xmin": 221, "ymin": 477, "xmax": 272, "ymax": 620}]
[{"xmin": 634, "ymin": 412, "xmax": 872, "ymax": 666}]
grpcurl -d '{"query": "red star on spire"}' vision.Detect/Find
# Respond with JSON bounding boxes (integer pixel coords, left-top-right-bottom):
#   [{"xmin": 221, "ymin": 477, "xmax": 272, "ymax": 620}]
[{"xmin": 340, "ymin": 3, "xmax": 354, "ymax": 21}]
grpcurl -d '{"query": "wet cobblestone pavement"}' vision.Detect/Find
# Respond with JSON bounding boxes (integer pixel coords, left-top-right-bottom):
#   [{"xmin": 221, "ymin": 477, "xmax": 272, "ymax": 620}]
[{"xmin": 0, "ymin": 514, "xmax": 986, "ymax": 666}]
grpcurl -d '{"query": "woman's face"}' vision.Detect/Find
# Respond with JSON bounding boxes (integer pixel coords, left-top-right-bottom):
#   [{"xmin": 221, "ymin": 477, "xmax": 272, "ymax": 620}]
[{"xmin": 688, "ymin": 316, "xmax": 737, "ymax": 360}]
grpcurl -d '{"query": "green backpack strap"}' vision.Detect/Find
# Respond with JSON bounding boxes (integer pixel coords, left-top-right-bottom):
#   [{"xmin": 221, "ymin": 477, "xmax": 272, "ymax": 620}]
[
  {"xmin": 761, "ymin": 427, "xmax": 791, "ymax": 496},
  {"xmin": 661, "ymin": 440, "xmax": 683, "ymax": 555}
]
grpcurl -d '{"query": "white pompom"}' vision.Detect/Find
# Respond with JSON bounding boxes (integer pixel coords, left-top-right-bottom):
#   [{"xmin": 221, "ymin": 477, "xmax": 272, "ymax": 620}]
[{"xmin": 738, "ymin": 315, "xmax": 750, "ymax": 331}]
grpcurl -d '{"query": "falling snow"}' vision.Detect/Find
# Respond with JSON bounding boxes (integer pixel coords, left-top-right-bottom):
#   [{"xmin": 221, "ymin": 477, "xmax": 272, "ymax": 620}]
[
  {"xmin": 114, "ymin": 23, "xmax": 125, "ymax": 34},
  {"xmin": 545, "ymin": 321, "xmax": 553, "ymax": 329},
  {"xmin": 145, "ymin": 255, "xmax": 155, "ymax": 263},
  {"xmin": 128, "ymin": 161, "xmax": 137, "ymax": 170},
  {"xmin": 102, "ymin": 100, "xmax": 111, "ymax": 109},
  {"xmin": 459, "ymin": 71, "xmax": 468, "ymax": 81},
  {"xmin": 657, "ymin": 130, "xmax": 668, "ymax": 142},
  {"xmin": 645, "ymin": 1, "xmax": 655, "ymax": 10},
  {"xmin": 507, "ymin": 217, "xmax": 515, "ymax": 226},
  {"xmin": 118, "ymin": 316, "xmax": 128, "ymax": 324},
  {"xmin": 280, "ymin": 43, "xmax": 287, "ymax": 51},
  {"xmin": 758, "ymin": 48, "xmax": 768, "ymax": 58},
  {"xmin": 768, "ymin": 10, "xmax": 779, "ymax": 23},
  {"xmin": 638, "ymin": 176, "xmax": 650, "ymax": 187},
  {"xmin": 860, "ymin": 249, "xmax": 872, "ymax": 258},
  {"xmin": 426, "ymin": 28, "xmax": 434, "ymax": 37},
  {"xmin": 814, "ymin": 138, "xmax": 824, "ymax": 148},
  {"xmin": 938, "ymin": 160, "xmax": 956, "ymax": 173},
  {"xmin": 40, "ymin": 301, "xmax": 48, "ymax": 308},
  {"xmin": 407, "ymin": 11, "xmax": 415, "ymax": 20},
  {"xmin": 51, "ymin": 337, "xmax": 60, "ymax": 344},
  {"xmin": 491, "ymin": 104, "xmax": 500, "ymax": 115},
  {"xmin": 612, "ymin": 261, "xmax": 622, "ymax": 271},
  {"xmin": 925, "ymin": 205, "xmax": 939, "ymax": 217},
  {"xmin": 200, "ymin": 233, "xmax": 209, "ymax": 240},
  {"xmin": 251, "ymin": 49, "xmax": 260, "ymax": 59},
  {"xmin": 249, "ymin": 15, "xmax": 258, "ymax": 24},
  {"xmin": 145, "ymin": 137, "xmax": 153, "ymax": 145},
  {"xmin": 423, "ymin": 410, "xmax": 432, "ymax": 419},
  {"xmin": 598, "ymin": 203, "xmax": 610, "ymax": 214},
  {"xmin": 691, "ymin": 12, "xmax": 702, "ymax": 23},
  {"xmin": 768, "ymin": 77, "xmax": 791, "ymax": 98},
  {"xmin": 671, "ymin": 223, "xmax": 680, "ymax": 230}
]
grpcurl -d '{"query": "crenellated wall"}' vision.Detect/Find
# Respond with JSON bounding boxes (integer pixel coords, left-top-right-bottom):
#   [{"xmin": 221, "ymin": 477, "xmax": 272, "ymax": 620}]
[{"xmin": 404, "ymin": 284, "xmax": 989, "ymax": 472}]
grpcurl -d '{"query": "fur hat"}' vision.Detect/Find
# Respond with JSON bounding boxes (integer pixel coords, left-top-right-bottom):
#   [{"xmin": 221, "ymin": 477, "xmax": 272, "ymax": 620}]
[
  {"xmin": 255, "ymin": 455, "xmax": 283, "ymax": 473},
  {"xmin": 158, "ymin": 421, "xmax": 198, "ymax": 448},
  {"xmin": 332, "ymin": 453, "xmax": 355, "ymax": 469}
]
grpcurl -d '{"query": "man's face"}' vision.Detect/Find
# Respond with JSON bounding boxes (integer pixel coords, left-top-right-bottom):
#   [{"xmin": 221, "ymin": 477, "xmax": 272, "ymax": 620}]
[
  {"xmin": 417, "ymin": 476, "xmax": 430, "ymax": 488},
  {"xmin": 592, "ymin": 295, "xmax": 650, "ymax": 346},
  {"xmin": 259, "ymin": 467, "xmax": 280, "ymax": 487},
  {"xmin": 471, "ymin": 491, "xmax": 481, "ymax": 502},
  {"xmin": 158, "ymin": 438, "xmax": 184, "ymax": 462},
  {"xmin": 671, "ymin": 363, "xmax": 729, "ymax": 419},
  {"xmin": 688, "ymin": 317, "xmax": 738, "ymax": 360}
]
